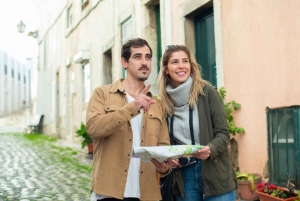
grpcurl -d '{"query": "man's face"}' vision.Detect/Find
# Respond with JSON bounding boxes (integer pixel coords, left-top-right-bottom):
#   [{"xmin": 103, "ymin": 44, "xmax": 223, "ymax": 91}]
[{"xmin": 122, "ymin": 46, "xmax": 152, "ymax": 81}]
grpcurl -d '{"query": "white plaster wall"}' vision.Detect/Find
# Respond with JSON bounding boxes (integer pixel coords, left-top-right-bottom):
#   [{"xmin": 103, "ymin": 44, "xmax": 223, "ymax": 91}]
[{"xmin": 0, "ymin": 50, "xmax": 32, "ymax": 117}]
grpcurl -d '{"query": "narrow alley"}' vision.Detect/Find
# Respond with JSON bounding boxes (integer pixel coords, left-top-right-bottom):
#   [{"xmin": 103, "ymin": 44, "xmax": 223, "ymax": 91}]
[{"xmin": 0, "ymin": 131, "xmax": 92, "ymax": 201}]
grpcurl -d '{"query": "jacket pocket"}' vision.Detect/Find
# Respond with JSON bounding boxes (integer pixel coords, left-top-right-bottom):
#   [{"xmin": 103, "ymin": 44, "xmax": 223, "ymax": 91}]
[
  {"xmin": 104, "ymin": 104, "xmax": 124, "ymax": 131},
  {"xmin": 203, "ymin": 153, "xmax": 236, "ymax": 196},
  {"xmin": 147, "ymin": 110, "xmax": 162, "ymax": 138},
  {"xmin": 104, "ymin": 104, "xmax": 121, "ymax": 112}
]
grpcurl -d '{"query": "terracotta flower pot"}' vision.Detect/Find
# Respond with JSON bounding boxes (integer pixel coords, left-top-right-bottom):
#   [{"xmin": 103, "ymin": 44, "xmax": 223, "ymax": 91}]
[
  {"xmin": 87, "ymin": 142, "xmax": 93, "ymax": 154},
  {"xmin": 256, "ymin": 187, "xmax": 298, "ymax": 201},
  {"xmin": 237, "ymin": 174, "xmax": 262, "ymax": 201}
]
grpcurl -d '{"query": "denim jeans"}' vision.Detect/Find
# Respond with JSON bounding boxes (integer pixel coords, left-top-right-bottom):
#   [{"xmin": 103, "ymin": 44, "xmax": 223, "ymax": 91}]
[{"xmin": 175, "ymin": 159, "xmax": 235, "ymax": 201}]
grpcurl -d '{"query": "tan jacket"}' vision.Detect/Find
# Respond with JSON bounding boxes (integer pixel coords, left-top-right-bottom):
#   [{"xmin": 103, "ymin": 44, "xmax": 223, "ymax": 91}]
[{"xmin": 86, "ymin": 79, "xmax": 170, "ymax": 201}]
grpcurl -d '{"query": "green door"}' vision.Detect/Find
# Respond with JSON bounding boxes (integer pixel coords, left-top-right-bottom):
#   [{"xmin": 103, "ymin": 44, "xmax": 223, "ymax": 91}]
[
  {"xmin": 156, "ymin": 5, "xmax": 162, "ymax": 73},
  {"xmin": 195, "ymin": 8, "xmax": 216, "ymax": 86}
]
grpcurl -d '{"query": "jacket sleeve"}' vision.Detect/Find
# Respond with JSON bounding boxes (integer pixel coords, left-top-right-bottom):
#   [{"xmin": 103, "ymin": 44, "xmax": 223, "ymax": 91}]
[
  {"xmin": 86, "ymin": 87, "xmax": 140, "ymax": 140},
  {"xmin": 205, "ymin": 86, "xmax": 230, "ymax": 160}
]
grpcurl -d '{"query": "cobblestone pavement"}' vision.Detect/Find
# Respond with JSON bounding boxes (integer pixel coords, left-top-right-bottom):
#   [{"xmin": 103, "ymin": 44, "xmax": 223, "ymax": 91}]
[{"xmin": 0, "ymin": 133, "xmax": 93, "ymax": 201}]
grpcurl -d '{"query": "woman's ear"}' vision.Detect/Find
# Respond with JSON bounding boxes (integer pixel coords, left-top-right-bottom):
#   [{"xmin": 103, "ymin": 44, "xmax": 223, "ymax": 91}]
[{"xmin": 165, "ymin": 67, "xmax": 169, "ymax": 74}]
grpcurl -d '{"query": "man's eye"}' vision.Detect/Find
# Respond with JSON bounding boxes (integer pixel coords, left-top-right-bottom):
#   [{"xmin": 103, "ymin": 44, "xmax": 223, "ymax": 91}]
[
  {"xmin": 146, "ymin": 56, "xmax": 152, "ymax": 60},
  {"xmin": 135, "ymin": 55, "xmax": 141, "ymax": 59}
]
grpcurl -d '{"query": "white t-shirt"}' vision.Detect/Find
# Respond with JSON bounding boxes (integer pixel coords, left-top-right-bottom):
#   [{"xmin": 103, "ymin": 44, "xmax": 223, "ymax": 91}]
[
  {"xmin": 124, "ymin": 94, "xmax": 141, "ymax": 198},
  {"xmin": 91, "ymin": 94, "xmax": 142, "ymax": 201}
]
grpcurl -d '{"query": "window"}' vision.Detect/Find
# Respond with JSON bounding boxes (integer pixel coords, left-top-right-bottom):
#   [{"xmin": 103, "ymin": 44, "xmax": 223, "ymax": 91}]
[
  {"xmin": 24, "ymin": 75, "xmax": 26, "ymax": 84},
  {"xmin": 121, "ymin": 17, "xmax": 133, "ymax": 45},
  {"xmin": 18, "ymin": 72, "xmax": 20, "ymax": 81},
  {"xmin": 4, "ymin": 65, "xmax": 7, "ymax": 75},
  {"xmin": 82, "ymin": 63, "xmax": 90, "ymax": 102},
  {"xmin": 121, "ymin": 17, "xmax": 133, "ymax": 78},
  {"xmin": 12, "ymin": 69, "xmax": 14, "ymax": 78},
  {"xmin": 81, "ymin": 0, "xmax": 89, "ymax": 10},
  {"xmin": 267, "ymin": 106, "xmax": 300, "ymax": 189},
  {"xmin": 67, "ymin": 5, "xmax": 72, "ymax": 28},
  {"xmin": 103, "ymin": 49, "xmax": 112, "ymax": 85}
]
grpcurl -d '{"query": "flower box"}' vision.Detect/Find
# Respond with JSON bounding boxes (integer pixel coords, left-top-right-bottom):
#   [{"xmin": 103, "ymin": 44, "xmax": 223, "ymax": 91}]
[{"xmin": 256, "ymin": 187, "xmax": 298, "ymax": 201}]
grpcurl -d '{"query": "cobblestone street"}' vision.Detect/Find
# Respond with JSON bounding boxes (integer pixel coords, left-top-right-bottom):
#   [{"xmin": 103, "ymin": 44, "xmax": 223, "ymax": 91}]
[{"xmin": 0, "ymin": 132, "xmax": 93, "ymax": 201}]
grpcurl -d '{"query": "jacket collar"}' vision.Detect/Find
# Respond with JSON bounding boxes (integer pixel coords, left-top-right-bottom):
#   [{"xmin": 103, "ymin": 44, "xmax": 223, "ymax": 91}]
[
  {"xmin": 110, "ymin": 78, "xmax": 125, "ymax": 93},
  {"xmin": 109, "ymin": 78, "xmax": 152, "ymax": 97}
]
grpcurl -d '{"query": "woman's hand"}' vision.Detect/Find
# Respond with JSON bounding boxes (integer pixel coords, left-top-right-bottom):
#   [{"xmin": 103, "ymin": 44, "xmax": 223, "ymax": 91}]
[{"xmin": 192, "ymin": 146, "xmax": 211, "ymax": 160}]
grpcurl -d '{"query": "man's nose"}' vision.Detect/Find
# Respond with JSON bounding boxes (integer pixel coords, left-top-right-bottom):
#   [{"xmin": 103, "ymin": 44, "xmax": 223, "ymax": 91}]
[{"xmin": 141, "ymin": 57, "xmax": 148, "ymax": 65}]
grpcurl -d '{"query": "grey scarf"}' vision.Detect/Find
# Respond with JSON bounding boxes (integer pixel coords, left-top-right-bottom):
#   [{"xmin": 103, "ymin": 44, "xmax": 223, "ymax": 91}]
[{"xmin": 166, "ymin": 77, "xmax": 200, "ymax": 145}]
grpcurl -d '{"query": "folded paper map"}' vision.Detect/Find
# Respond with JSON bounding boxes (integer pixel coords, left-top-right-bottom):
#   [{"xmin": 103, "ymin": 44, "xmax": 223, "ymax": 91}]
[{"xmin": 132, "ymin": 145, "xmax": 203, "ymax": 162}]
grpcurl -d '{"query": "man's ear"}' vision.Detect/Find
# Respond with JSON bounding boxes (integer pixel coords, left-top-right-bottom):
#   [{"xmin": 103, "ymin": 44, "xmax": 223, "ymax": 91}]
[{"xmin": 121, "ymin": 58, "xmax": 128, "ymax": 69}]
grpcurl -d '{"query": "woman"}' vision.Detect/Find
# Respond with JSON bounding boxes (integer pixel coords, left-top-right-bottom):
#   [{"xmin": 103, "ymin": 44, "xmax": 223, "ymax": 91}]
[{"xmin": 157, "ymin": 45, "xmax": 236, "ymax": 201}]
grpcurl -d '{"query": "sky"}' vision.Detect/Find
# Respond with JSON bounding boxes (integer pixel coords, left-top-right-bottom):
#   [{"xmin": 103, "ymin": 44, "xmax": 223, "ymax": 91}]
[{"xmin": 0, "ymin": 0, "xmax": 40, "ymax": 63}]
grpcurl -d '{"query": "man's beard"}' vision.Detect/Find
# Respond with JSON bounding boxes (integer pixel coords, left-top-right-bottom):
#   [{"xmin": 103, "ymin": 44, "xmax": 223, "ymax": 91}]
[
  {"xmin": 138, "ymin": 66, "xmax": 150, "ymax": 81},
  {"xmin": 138, "ymin": 77, "xmax": 148, "ymax": 81}
]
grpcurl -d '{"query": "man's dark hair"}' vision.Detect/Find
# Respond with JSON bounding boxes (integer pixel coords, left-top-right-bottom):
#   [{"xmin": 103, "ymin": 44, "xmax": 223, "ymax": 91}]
[{"xmin": 121, "ymin": 38, "xmax": 152, "ymax": 62}]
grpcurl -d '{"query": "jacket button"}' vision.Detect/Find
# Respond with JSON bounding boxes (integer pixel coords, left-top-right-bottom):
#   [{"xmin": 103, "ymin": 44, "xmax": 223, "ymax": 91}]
[
  {"xmin": 141, "ymin": 140, "xmax": 143, "ymax": 143},
  {"xmin": 119, "ymin": 121, "xmax": 121, "ymax": 124},
  {"xmin": 129, "ymin": 139, "xmax": 132, "ymax": 141},
  {"xmin": 128, "ymin": 154, "xmax": 130, "ymax": 156},
  {"xmin": 141, "ymin": 171, "xmax": 143, "ymax": 174},
  {"xmin": 131, "ymin": 114, "xmax": 133, "ymax": 116},
  {"xmin": 125, "ymin": 169, "xmax": 127, "ymax": 172}
]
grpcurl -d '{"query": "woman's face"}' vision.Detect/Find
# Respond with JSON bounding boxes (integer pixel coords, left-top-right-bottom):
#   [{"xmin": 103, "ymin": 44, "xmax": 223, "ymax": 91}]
[{"xmin": 165, "ymin": 51, "xmax": 191, "ymax": 88}]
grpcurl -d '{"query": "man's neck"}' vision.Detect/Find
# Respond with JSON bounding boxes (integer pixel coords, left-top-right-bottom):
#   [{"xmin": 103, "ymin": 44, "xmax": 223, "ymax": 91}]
[{"xmin": 122, "ymin": 79, "xmax": 145, "ymax": 98}]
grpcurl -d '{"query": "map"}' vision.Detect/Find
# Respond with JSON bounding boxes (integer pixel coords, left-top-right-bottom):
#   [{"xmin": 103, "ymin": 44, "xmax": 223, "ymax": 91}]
[{"xmin": 132, "ymin": 145, "xmax": 203, "ymax": 162}]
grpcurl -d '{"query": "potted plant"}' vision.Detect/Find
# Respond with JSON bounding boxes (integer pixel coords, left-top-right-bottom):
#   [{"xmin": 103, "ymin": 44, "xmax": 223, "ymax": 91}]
[
  {"xmin": 236, "ymin": 172, "xmax": 262, "ymax": 201},
  {"xmin": 76, "ymin": 122, "xmax": 93, "ymax": 154},
  {"xmin": 295, "ymin": 190, "xmax": 300, "ymax": 201},
  {"xmin": 256, "ymin": 182, "xmax": 298, "ymax": 201},
  {"xmin": 218, "ymin": 87, "xmax": 245, "ymax": 171}
]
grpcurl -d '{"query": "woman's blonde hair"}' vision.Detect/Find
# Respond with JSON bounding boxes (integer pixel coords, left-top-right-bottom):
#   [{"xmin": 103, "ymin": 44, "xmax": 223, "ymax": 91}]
[{"xmin": 157, "ymin": 45, "xmax": 210, "ymax": 116}]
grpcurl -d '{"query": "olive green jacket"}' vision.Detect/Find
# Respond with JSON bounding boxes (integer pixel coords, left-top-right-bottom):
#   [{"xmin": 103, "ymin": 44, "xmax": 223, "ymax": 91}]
[{"xmin": 173, "ymin": 84, "xmax": 237, "ymax": 197}]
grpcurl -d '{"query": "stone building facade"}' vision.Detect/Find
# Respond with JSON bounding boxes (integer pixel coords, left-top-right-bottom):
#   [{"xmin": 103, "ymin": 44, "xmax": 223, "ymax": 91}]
[{"xmin": 37, "ymin": 0, "xmax": 300, "ymax": 178}]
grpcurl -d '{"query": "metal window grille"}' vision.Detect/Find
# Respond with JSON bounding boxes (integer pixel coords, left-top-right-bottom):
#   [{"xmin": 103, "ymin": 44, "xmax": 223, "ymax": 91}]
[{"xmin": 267, "ymin": 106, "xmax": 300, "ymax": 189}]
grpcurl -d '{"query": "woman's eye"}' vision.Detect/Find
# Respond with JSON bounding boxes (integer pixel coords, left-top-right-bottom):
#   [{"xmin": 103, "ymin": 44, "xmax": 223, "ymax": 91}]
[{"xmin": 171, "ymin": 61, "xmax": 178, "ymax": 64}]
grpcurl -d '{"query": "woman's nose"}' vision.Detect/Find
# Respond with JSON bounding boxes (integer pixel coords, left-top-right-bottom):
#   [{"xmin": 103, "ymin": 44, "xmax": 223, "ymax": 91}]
[{"xmin": 178, "ymin": 62, "xmax": 184, "ymax": 68}]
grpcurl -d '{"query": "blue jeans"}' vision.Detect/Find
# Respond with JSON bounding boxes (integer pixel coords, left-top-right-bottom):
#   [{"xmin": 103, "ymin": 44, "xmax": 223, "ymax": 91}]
[{"xmin": 175, "ymin": 159, "xmax": 235, "ymax": 201}]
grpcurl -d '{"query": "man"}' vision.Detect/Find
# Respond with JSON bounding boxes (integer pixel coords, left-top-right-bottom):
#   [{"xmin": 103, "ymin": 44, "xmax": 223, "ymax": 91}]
[{"xmin": 86, "ymin": 38, "xmax": 172, "ymax": 201}]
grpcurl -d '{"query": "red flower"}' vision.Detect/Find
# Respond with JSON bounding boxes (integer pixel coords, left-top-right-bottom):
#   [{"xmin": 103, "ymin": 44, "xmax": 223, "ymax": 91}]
[
  {"xmin": 257, "ymin": 183, "xmax": 264, "ymax": 189},
  {"xmin": 269, "ymin": 184, "xmax": 276, "ymax": 189}
]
